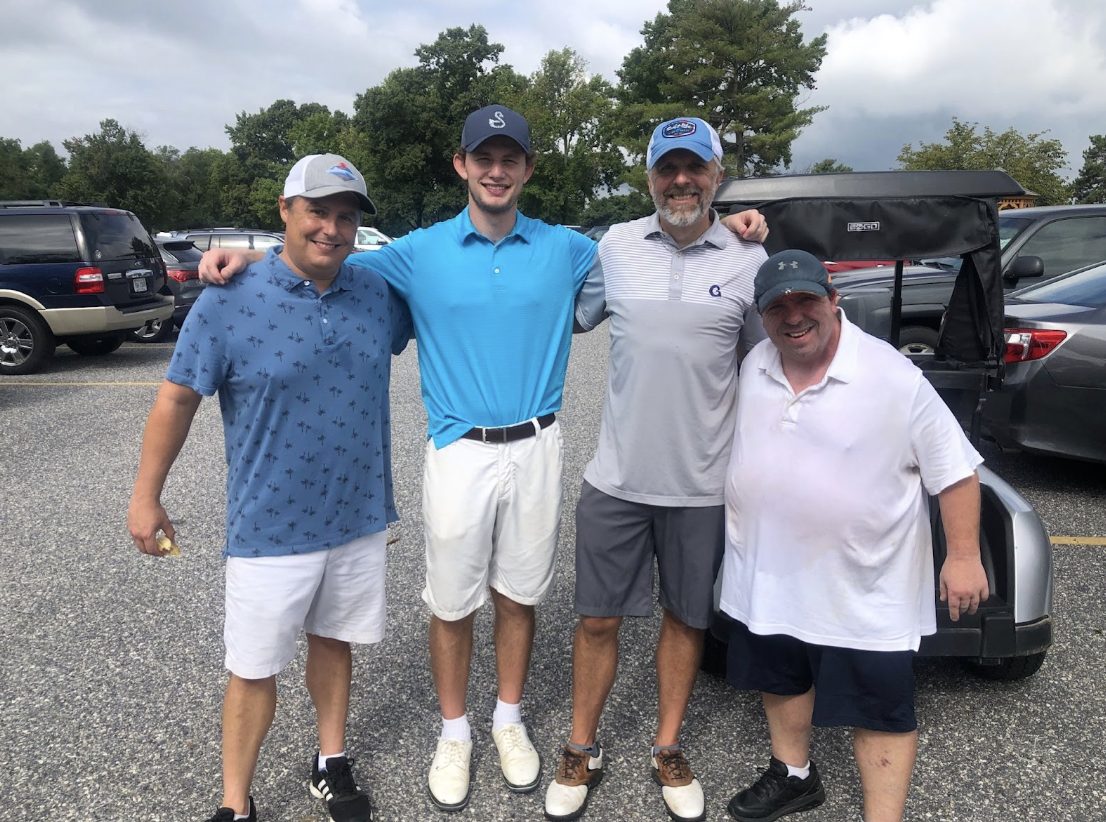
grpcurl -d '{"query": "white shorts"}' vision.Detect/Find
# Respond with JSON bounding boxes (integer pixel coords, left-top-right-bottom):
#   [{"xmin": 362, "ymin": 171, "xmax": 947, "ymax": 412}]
[
  {"xmin": 224, "ymin": 531, "xmax": 387, "ymax": 679},
  {"xmin": 422, "ymin": 420, "xmax": 564, "ymax": 621}
]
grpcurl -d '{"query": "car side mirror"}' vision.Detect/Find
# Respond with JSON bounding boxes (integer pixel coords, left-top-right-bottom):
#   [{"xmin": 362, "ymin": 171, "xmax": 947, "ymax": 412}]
[{"xmin": 1004, "ymin": 255, "xmax": 1044, "ymax": 284}]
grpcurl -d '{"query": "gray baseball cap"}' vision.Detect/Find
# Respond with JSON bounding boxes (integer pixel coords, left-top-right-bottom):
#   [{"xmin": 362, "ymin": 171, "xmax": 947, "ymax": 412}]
[
  {"xmin": 754, "ymin": 249, "xmax": 832, "ymax": 312},
  {"xmin": 283, "ymin": 153, "xmax": 375, "ymax": 214}
]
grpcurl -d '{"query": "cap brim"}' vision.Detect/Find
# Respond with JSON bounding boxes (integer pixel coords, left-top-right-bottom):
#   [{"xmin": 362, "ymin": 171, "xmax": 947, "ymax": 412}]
[
  {"xmin": 648, "ymin": 143, "xmax": 716, "ymax": 169},
  {"xmin": 463, "ymin": 134, "xmax": 530, "ymax": 154},
  {"xmin": 757, "ymin": 281, "xmax": 831, "ymax": 312},
  {"xmin": 298, "ymin": 185, "xmax": 376, "ymax": 215}
]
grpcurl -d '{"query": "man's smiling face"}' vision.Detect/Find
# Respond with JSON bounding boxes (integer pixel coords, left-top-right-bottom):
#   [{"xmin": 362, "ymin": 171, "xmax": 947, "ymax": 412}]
[
  {"xmin": 278, "ymin": 192, "xmax": 359, "ymax": 283},
  {"xmin": 647, "ymin": 148, "xmax": 723, "ymax": 230},
  {"xmin": 453, "ymin": 135, "xmax": 534, "ymax": 217}
]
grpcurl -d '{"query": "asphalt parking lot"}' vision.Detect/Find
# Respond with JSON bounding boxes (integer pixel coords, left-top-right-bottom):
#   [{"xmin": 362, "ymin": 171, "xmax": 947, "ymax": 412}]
[{"xmin": 2, "ymin": 332, "xmax": 1105, "ymax": 822}]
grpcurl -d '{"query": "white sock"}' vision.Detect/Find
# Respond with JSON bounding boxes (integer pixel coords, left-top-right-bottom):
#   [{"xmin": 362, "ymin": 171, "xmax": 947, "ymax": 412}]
[
  {"xmin": 786, "ymin": 760, "xmax": 811, "ymax": 779},
  {"xmin": 318, "ymin": 750, "xmax": 346, "ymax": 771},
  {"xmin": 441, "ymin": 713, "xmax": 472, "ymax": 741},
  {"xmin": 492, "ymin": 698, "xmax": 522, "ymax": 731}
]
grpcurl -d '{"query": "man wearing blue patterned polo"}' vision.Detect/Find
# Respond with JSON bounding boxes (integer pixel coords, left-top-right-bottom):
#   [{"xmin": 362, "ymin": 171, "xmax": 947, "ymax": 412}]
[{"xmin": 128, "ymin": 154, "xmax": 409, "ymax": 822}]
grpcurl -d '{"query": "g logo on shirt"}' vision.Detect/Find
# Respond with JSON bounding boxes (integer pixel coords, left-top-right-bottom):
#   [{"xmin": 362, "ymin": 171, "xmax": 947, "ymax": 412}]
[{"xmin": 709, "ymin": 284, "xmax": 722, "ymax": 297}]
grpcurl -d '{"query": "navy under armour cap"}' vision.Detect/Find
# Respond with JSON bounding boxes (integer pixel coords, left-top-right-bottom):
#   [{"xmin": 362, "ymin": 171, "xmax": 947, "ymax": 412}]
[
  {"xmin": 754, "ymin": 249, "xmax": 832, "ymax": 312},
  {"xmin": 461, "ymin": 104, "xmax": 531, "ymax": 153}
]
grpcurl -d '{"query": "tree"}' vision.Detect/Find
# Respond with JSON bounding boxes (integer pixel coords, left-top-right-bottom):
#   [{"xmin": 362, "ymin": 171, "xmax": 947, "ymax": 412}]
[
  {"xmin": 1071, "ymin": 135, "xmax": 1106, "ymax": 204},
  {"xmin": 518, "ymin": 49, "xmax": 624, "ymax": 224},
  {"xmin": 56, "ymin": 119, "xmax": 171, "ymax": 226},
  {"xmin": 352, "ymin": 26, "xmax": 527, "ymax": 233},
  {"xmin": 897, "ymin": 119, "xmax": 1070, "ymax": 205},
  {"xmin": 0, "ymin": 138, "xmax": 66, "ymax": 200},
  {"xmin": 618, "ymin": 0, "xmax": 827, "ymax": 178},
  {"xmin": 807, "ymin": 158, "xmax": 852, "ymax": 174}
]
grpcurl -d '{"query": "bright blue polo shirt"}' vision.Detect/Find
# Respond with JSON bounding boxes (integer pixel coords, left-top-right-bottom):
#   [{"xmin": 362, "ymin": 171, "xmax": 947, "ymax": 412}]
[
  {"xmin": 166, "ymin": 249, "xmax": 412, "ymax": 558},
  {"xmin": 357, "ymin": 207, "xmax": 597, "ymax": 447}
]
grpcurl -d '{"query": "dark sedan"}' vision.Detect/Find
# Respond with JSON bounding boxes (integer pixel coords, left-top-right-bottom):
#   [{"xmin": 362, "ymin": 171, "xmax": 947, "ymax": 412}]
[
  {"xmin": 983, "ymin": 260, "xmax": 1106, "ymax": 463},
  {"xmin": 131, "ymin": 239, "xmax": 205, "ymax": 343}
]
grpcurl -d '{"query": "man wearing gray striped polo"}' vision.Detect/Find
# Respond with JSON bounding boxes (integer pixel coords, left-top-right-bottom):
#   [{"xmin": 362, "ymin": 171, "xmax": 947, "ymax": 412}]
[{"xmin": 545, "ymin": 117, "xmax": 768, "ymax": 822}]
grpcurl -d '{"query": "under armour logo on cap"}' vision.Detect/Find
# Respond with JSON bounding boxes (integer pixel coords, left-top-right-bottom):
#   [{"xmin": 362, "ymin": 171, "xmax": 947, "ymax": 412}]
[{"xmin": 778, "ymin": 260, "xmax": 800, "ymax": 270}]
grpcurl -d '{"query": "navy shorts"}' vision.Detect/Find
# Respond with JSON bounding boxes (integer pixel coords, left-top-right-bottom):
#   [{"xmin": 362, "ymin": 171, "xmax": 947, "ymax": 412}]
[
  {"xmin": 726, "ymin": 620, "xmax": 918, "ymax": 733},
  {"xmin": 574, "ymin": 481, "xmax": 724, "ymax": 630}
]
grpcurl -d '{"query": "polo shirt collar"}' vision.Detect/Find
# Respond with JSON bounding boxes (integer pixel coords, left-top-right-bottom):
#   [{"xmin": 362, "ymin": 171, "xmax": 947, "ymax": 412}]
[
  {"xmin": 263, "ymin": 247, "xmax": 352, "ymax": 293},
  {"xmin": 642, "ymin": 209, "xmax": 728, "ymax": 249},
  {"xmin": 762, "ymin": 308, "xmax": 860, "ymax": 388},
  {"xmin": 458, "ymin": 206, "xmax": 532, "ymax": 245}
]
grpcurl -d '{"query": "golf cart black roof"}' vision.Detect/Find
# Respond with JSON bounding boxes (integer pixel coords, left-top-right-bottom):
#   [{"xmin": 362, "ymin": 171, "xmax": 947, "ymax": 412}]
[
  {"xmin": 714, "ymin": 169, "xmax": 1025, "ymax": 205},
  {"xmin": 713, "ymin": 169, "xmax": 1025, "ymax": 369}
]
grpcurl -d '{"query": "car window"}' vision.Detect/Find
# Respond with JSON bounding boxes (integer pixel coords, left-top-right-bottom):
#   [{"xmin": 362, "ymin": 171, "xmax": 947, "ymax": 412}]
[
  {"xmin": 215, "ymin": 234, "xmax": 251, "ymax": 249},
  {"xmin": 998, "ymin": 215, "xmax": 1032, "ymax": 250},
  {"xmin": 1012, "ymin": 216, "xmax": 1106, "ymax": 278},
  {"xmin": 185, "ymin": 233, "xmax": 211, "ymax": 250},
  {"xmin": 158, "ymin": 242, "xmax": 203, "ymax": 264},
  {"xmin": 79, "ymin": 212, "xmax": 156, "ymax": 260},
  {"xmin": 251, "ymin": 234, "xmax": 281, "ymax": 250},
  {"xmin": 0, "ymin": 214, "xmax": 80, "ymax": 263},
  {"xmin": 1013, "ymin": 261, "xmax": 1106, "ymax": 307}
]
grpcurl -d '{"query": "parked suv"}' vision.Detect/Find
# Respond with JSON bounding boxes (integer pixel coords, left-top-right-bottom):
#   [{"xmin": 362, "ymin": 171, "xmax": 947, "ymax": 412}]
[
  {"xmin": 0, "ymin": 201, "xmax": 173, "ymax": 375},
  {"xmin": 171, "ymin": 227, "xmax": 284, "ymax": 251},
  {"xmin": 833, "ymin": 204, "xmax": 1106, "ymax": 352}
]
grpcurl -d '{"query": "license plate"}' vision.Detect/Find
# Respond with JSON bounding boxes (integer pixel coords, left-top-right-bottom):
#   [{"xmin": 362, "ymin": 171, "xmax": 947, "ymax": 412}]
[{"xmin": 132, "ymin": 277, "xmax": 148, "ymax": 293}]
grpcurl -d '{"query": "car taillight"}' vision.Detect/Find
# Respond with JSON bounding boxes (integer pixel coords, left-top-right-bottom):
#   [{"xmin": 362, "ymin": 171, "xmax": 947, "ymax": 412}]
[
  {"xmin": 74, "ymin": 266, "xmax": 104, "ymax": 294},
  {"xmin": 167, "ymin": 268, "xmax": 194, "ymax": 282},
  {"xmin": 1003, "ymin": 328, "xmax": 1067, "ymax": 363}
]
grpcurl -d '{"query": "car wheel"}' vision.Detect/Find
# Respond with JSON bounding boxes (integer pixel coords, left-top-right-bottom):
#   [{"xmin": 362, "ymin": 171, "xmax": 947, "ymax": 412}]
[
  {"xmin": 130, "ymin": 318, "xmax": 174, "ymax": 343},
  {"xmin": 962, "ymin": 651, "xmax": 1046, "ymax": 681},
  {"xmin": 897, "ymin": 326, "xmax": 940, "ymax": 355},
  {"xmin": 67, "ymin": 335, "xmax": 125, "ymax": 356},
  {"xmin": 0, "ymin": 304, "xmax": 56, "ymax": 375}
]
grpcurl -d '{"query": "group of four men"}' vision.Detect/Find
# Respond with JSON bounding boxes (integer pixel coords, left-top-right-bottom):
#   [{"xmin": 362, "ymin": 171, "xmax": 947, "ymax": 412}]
[{"xmin": 128, "ymin": 104, "xmax": 988, "ymax": 822}]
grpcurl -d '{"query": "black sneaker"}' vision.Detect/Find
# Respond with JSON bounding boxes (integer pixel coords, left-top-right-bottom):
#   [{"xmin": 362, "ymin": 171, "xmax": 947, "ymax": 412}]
[
  {"xmin": 206, "ymin": 796, "xmax": 256, "ymax": 822},
  {"xmin": 309, "ymin": 753, "xmax": 374, "ymax": 822},
  {"xmin": 727, "ymin": 757, "xmax": 825, "ymax": 821}
]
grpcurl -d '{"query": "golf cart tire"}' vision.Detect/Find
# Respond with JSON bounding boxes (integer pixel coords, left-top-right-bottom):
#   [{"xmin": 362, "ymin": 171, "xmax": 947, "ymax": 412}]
[
  {"xmin": 963, "ymin": 651, "xmax": 1046, "ymax": 681},
  {"xmin": 897, "ymin": 325, "xmax": 940, "ymax": 355}
]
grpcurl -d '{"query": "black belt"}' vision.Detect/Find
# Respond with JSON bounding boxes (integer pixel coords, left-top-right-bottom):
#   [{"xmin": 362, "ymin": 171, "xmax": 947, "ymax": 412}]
[{"xmin": 462, "ymin": 413, "xmax": 556, "ymax": 444}]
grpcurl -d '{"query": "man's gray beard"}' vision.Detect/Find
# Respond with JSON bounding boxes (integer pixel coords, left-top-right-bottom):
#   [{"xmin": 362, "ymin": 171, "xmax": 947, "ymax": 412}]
[{"xmin": 657, "ymin": 200, "xmax": 709, "ymax": 227}]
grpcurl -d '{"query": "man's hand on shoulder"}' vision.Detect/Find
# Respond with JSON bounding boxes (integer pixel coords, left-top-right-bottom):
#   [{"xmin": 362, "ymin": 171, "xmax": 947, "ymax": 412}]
[
  {"xmin": 720, "ymin": 209, "xmax": 769, "ymax": 244},
  {"xmin": 198, "ymin": 248, "xmax": 260, "ymax": 285}
]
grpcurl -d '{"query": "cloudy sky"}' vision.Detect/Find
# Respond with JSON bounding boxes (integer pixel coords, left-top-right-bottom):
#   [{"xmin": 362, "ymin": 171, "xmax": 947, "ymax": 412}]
[{"xmin": 4, "ymin": 0, "xmax": 1105, "ymax": 176}]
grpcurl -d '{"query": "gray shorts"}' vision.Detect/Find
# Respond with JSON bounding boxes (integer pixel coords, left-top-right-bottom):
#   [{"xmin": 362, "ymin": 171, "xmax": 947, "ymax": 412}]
[{"xmin": 573, "ymin": 481, "xmax": 724, "ymax": 629}]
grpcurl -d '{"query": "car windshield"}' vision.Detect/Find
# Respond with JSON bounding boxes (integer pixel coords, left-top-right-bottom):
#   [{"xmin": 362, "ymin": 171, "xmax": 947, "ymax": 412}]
[
  {"xmin": 80, "ymin": 212, "xmax": 155, "ymax": 260},
  {"xmin": 998, "ymin": 215, "xmax": 1033, "ymax": 250},
  {"xmin": 1011, "ymin": 260, "xmax": 1106, "ymax": 307}
]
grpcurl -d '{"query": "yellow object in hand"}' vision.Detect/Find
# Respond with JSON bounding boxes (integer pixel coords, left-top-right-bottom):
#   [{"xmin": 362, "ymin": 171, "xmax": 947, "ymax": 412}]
[{"xmin": 157, "ymin": 535, "xmax": 181, "ymax": 557}]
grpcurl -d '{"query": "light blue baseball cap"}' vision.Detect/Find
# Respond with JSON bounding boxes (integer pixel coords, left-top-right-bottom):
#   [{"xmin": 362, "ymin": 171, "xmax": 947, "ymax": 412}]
[{"xmin": 646, "ymin": 117, "xmax": 723, "ymax": 170}]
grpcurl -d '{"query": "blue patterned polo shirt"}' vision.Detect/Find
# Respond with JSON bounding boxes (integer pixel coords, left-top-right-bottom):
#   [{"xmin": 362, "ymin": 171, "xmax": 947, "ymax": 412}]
[{"xmin": 167, "ymin": 249, "xmax": 411, "ymax": 558}]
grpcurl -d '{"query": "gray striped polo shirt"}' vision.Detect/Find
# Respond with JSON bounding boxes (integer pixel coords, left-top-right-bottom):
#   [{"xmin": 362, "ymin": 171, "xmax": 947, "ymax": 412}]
[{"xmin": 575, "ymin": 211, "xmax": 767, "ymax": 506}]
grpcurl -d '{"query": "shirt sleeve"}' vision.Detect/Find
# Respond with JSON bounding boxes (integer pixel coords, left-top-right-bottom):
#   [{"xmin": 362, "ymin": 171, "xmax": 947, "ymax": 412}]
[
  {"xmin": 909, "ymin": 376, "xmax": 983, "ymax": 495},
  {"xmin": 568, "ymin": 230, "xmax": 599, "ymax": 293},
  {"xmin": 574, "ymin": 252, "xmax": 607, "ymax": 331},
  {"xmin": 165, "ymin": 285, "xmax": 230, "ymax": 396},
  {"xmin": 355, "ymin": 235, "xmax": 414, "ymax": 298}
]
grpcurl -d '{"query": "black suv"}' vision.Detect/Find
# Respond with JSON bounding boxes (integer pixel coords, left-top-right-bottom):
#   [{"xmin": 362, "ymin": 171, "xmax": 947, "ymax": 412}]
[
  {"xmin": 0, "ymin": 201, "xmax": 173, "ymax": 375},
  {"xmin": 832, "ymin": 204, "xmax": 1106, "ymax": 352}
]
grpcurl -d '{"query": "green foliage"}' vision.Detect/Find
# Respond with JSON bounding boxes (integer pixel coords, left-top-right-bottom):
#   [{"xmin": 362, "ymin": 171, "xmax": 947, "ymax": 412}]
[
  {"xmin": 897, "ymin": 119, "xmax": 1070, "ymax": 205},
  {"xmin": 57, "ymin": 119, "xmax": 171, "ymax": 227},
  {"xmin": 807, "ymin": 158, "xmax": 853, "ymax": 174},
  {"xmin": 0, "ymin": 138, "xmax": 67, "ymax": 200},
  {"xmin": 618, "ymin": 0, "xmax": 827, "ymax": 178},
  {"xmin": 517, "ymin": 49, "xmax": 623, "ymax": 224},
  {"xmin": 579, "ymin": 191, "xmax": 655, "ymax": 226},
  {"xmin": 1071, "ymin": 135, "xmax": 1106, "ymax": 204}
]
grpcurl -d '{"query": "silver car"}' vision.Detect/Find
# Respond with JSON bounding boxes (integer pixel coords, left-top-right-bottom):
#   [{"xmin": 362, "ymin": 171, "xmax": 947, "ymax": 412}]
[{"xmin": 984, "ymin": 260, "xmax": 1106, "ymax": 463}]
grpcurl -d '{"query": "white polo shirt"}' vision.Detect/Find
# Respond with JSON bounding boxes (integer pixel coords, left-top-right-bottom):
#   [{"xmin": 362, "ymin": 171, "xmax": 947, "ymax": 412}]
[{"xmin": 719, "ymin": 312, "xmax": 982, "ymax": 652}]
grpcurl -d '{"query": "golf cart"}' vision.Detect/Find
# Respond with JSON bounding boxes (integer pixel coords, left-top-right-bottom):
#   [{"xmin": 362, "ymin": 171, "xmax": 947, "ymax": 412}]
[{"xmin": 706, "ymin": 170, "xmax": 1053, "ymax": 680}]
